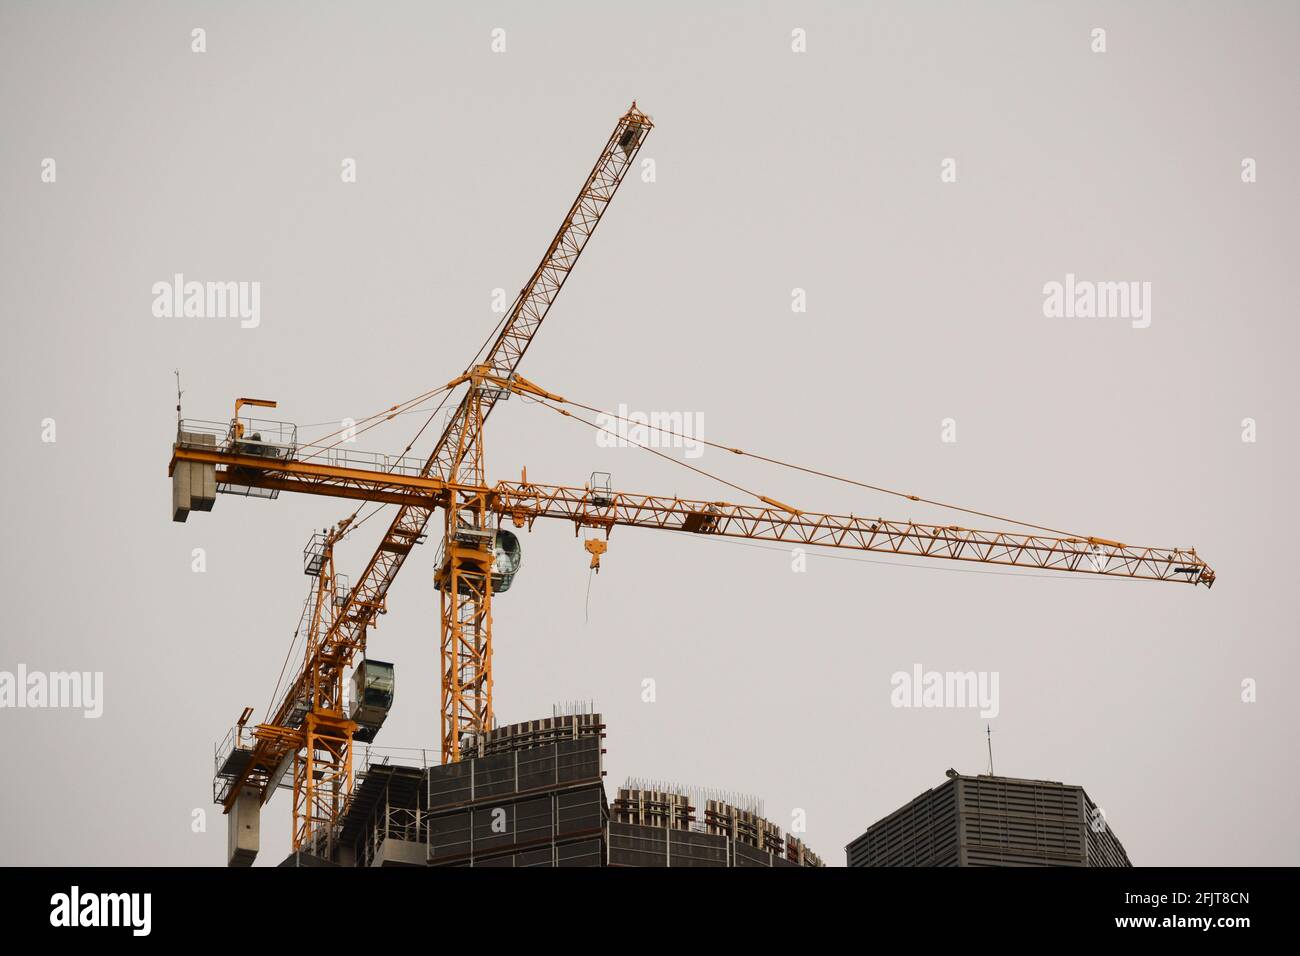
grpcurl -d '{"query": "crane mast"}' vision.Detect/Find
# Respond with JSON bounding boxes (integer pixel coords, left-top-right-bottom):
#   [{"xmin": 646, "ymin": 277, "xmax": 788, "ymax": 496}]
[
  {"xmin": 291, "ymin": 528, "xmax": 355, "ymax": 851},
  {"xmin": 422, "ymin": 103, "xmax": 652, "ymax": 762}
]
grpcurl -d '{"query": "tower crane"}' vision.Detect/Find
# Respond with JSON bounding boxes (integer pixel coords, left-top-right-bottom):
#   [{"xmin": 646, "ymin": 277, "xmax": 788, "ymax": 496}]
[{"xmin": 171, "ymin": 104, "xmax": 1214, "ymax": 864}]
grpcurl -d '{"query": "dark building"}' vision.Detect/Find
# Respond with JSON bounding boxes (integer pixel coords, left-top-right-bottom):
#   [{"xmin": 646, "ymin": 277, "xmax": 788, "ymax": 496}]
[
  {"xmin": 846, "ymin": 770, "xmax": 1131, "ymax": 867},
  {"xmin": 425, "ymin": 713, "xmax": 607, "ymax": 867},
  {"xmin": 287, "ymin": 711, "xmax": 824, "ymax": 868}
]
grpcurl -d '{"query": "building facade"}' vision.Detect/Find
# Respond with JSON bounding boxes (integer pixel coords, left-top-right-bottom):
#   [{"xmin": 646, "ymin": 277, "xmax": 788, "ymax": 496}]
[
  {"xmin": 284, "ymin": 712, "xmax": 824, "ymax": 868},
  {"xmin": 846, "ymin": 771, "xmax": 1131, "ymax": 867}
]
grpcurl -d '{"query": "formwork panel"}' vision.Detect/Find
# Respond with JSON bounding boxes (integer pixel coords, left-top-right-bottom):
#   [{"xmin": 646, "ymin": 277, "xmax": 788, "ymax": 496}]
[
  {"xmin": 516, "ymin": 746, "xmax": 558, "ymax": 792},
  {"xmin": 608, "ymin": 822, "xmax": 668, "ymax": 867},
  {"xmin": 515, "ymin": 795, "xmax": 554, "ymax": 846},
  {"xmin": 474, "ymin": 752, "xmax": 516, "ymax": 800},
  {"xmin": 734, "ymin": 842, "xmax": 778, "ymax": 868},
  {"xmin": 556, "ymin": 786, "xmax": 603, "ymax": 836},
  {"xmin": 470, "ymin": 713, "xmax": 605, "ymax": 758},
  {"xmin": 516, "ymin": 847, "xmax": 554, "ymax": 868},
  {"xmin": 428, "ymin": 760, "xmax": 473, "ymax": 810},
  {"xmin": 556, "ymin": 838, "xmax": 603, "ymax": 867},
  {"xmin": 668, "ymin": 829, "xmax": 729, "ymax": 867},
  {"xmin": 471, "ymin": 803, "xmax": 515, "ymax": 853},
  {"xmin": 556, "ymin": 737, "xmax": 601, "ymax": 784},
  {"xmin": 429, "ymin": 812, "xmax": 471, "ymax": 860}
]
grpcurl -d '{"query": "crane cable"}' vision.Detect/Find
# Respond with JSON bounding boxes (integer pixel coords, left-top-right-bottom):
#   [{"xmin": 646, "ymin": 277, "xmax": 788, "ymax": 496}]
[
  {"xmin": 521, "ymin": 392, "xmax": 1086, "ymax": 539},
  {"xmin": 294, "ymin": 301, "xmax": 515, "ymax": 441},
  {"xmin": 316, "ymin": 300, "xmax": 525, "ymax": 541},
  {"xmin": 297, "ymin": 386, "xmax": 445, "ymax": 451},
  {"xmin": 265, "ymin": 595, "xmax": 312, "ymax": 722},
  {"xmin": 295, "ymin": 383, "xmax": 453, "ymax": 459},
  {"xmin": 297, "ymin": 403, "xmax": 459, "ymax": 431},
  {"xmin": 521, "ymin": 395, "xmax": 771, "ymax": 503},
  {"xmin": 335, "ymin": 384, "xmax": 460, "ymax": 540},
  {"xmin": 266, "ymin": 372, "xmax": 1093, "ymax": 718},
  {"xmin": 261, "ymin": 382, "xmax": 459, "ymax": 717}
]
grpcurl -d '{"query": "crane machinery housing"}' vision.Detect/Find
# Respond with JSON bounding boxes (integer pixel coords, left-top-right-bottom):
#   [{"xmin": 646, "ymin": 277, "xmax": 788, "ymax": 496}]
[{"xmin": 169, "ymin": 103, "xmax": 1215, "ymax": 866}]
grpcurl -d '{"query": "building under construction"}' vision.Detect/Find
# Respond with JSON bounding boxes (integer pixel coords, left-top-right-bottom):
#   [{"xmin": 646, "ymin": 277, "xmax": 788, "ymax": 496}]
[
  {"xmin": 240, "ymin": 711, "xmax": 824, "ymax": 868},
  {"xmin": 846, "ymin": 770, "xmax": 1131, "ymax": 867}
]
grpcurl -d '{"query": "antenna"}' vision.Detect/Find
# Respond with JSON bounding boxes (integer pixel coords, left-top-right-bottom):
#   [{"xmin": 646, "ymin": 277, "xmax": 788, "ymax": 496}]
[
  {"xmin": 986, "ymin": 724, "xmax": 994, "ymax": 776},
  {"xmin": 174, "ymin": 369, "xmax": 184, "ymax": 426}
]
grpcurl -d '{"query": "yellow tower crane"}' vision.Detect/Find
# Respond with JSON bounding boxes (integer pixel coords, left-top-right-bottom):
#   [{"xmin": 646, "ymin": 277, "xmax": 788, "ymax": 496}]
[{"xmin": 172, "ymin": 104, "xmax": 1214, "ymax": 864}]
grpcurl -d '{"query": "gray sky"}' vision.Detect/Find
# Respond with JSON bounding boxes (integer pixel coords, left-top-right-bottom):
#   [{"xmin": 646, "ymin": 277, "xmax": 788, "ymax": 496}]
[{"xmin": 1, "ymin": 0, "xmax": 1296, "ymax": 866}]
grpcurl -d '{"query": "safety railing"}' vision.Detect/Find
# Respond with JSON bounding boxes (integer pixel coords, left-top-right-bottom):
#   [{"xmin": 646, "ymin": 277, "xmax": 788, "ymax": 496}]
[
  {"xmin": 229, "ymin": 416, "xmax": 297, "ymax": 460},
  {"xmin": 178, "ymin": 418, "xmax": 438, "ymax": 483},
  {"xmin": 176, "ymin": 419, "xmax": 230, "ymax": 448},
  {"xmin": 295, "ymin": 443, "xmax": 431, "ymax": 477},
  {"xmin": 178, "ymin": 417, "xmax": 299, "ymax": 458},
  {"xmin": 212, "ymin": 722, "xmax": 260, "ymax": 803}
]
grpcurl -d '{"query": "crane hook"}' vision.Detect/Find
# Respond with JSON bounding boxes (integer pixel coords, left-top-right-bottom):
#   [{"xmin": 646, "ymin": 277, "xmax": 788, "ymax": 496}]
[{"xmin": 584, "ymin": 538, "xmax": 607, "ymax": 573}]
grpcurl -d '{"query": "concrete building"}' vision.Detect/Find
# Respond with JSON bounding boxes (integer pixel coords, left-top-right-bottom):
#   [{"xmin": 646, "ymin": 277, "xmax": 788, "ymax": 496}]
[
  {"xmin": 846, "ymin": 770, "xmax": 1131, "ymax": 867},
  {"xmin": 281, "ymin": 711, "xmax": 824, "ymax": 868}
]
